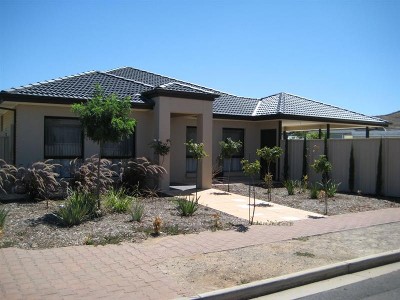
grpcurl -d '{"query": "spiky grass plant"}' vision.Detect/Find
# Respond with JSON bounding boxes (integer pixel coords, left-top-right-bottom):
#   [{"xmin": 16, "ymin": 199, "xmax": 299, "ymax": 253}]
[
  {"xmin": 104, "ymin": 188, "xmax": 132, "ymax": 213},
  {"xmin": 175, "ymin": 195, "xmax": 199, "ymax": 217},
  {"xmin": 56, "ymin": 191, "xmax": 97, "ymax": 227},
  {"xmin": 15, "ymin": 160, "xmax": 60, "ymax": 201},
  {"xmin": 0, "ymin": 206, "xmax": 9, "ymax": 231},
  {"xmin": 0, "ymin": 159, "xmax": 17, "ymax": 194},
  {"xmin": 70, "ymin": 156, "xmax": 116, "ymax": 196},
  {"xmin": 131, "ymin": 200, "xmax": 145, "ymax": 222},
  {"xmin": 119, "ymin": 157, "xmax": 166, "ymax": 194}
]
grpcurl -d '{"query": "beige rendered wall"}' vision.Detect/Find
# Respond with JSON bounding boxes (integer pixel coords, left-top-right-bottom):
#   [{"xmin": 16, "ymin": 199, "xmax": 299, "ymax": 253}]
[
  {"xmin": 15, "ymin": 104, "xmax": 153, "ymax": 167},
  {"xmin": 170, "ymin": 116, "xmax": 197, "ymax": 183},
  {"xmin": 212, "ymin": 119, "xmax": 280, "ymax": 176},
  {"xmin": 153, "ymin": 96, "xmax": 213, "ymax": 190}
]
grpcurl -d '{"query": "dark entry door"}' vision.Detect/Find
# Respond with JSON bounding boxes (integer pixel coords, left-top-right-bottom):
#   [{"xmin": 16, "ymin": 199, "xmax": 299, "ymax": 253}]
[{"xmin": 260, "ymin": 129, "xmax": 277, "ymax": 180}]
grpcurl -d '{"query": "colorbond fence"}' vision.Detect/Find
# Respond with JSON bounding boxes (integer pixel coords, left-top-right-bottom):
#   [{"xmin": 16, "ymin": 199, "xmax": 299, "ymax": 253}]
[{"xmin": 280, "ymin": 138, "xmax": 400, "ymax": 197}]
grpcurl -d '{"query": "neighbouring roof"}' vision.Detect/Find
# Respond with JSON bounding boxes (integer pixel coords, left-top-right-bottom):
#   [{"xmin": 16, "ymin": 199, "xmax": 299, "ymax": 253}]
[{"xmin": 0, "ymin": 66, "xmax": 388, "ymax": 126}]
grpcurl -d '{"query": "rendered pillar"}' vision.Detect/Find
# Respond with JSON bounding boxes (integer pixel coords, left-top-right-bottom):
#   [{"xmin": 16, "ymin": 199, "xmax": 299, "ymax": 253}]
[
  {"xmin": 155, "ymin": 101, "xmax": 171, "ymax": 191},
  {"xmin": 197, "ymin": 113, "xmax": 213, "ymax": 189}
]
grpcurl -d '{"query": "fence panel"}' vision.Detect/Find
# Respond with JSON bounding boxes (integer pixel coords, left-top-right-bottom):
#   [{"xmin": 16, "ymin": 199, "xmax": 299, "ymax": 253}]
[{"xmin": 281, "ymin": 138, "xmax": 400, "ymax": 197}]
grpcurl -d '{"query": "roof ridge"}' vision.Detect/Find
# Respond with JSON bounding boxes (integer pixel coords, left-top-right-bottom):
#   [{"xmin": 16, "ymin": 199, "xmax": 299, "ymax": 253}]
[
  {"xmin": 159, "ymin": 81, "xmax": 215, "ymax": 94},
  {"xmin": 106, "ymin": 66, "xmax": 259, "ymax": 100},
  {"xmin": 5, "ymin": 70, "xmax": 97, "ymax": 92},
  {"xmin": 282, "ymin": 92, "xmax": 387, "ymax": 123},
  {"xmin": 100, "ymin": 71, "xmax": 155, "ymax": 88},
  {"xmin": 251, "ymin": 100, "xmax": 263, "ymax": 116}
]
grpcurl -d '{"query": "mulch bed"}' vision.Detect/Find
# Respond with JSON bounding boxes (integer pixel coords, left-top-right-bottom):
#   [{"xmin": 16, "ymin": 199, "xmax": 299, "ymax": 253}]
[
  {"xmin": 0, "ymin": 196, "xmax": 247, "ymax": 250},
  {"xmin": 1, "ymin": 184, "xmax": 399, "ymax": 250},
  {"xmin": 214, "ymin": 183, "xmax": 400, "ymax": 216}
]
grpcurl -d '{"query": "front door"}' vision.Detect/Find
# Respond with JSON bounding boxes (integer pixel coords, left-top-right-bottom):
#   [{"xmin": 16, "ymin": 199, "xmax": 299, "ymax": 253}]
[{"xmin": 260, "ymin": 129, "xmax": 277, "ymax": 180}]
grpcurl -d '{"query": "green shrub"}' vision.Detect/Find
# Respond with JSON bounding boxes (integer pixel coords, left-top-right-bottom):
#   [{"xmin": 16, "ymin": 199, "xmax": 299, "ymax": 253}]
[
  {"xmin": 131, "ymin": 200, "xmax": 145, "ymax": 222},
  {"xmin": 56, "ymin": 192, "xmax": 97, "ymax": 227},
  {"xmin": 324, "ymin": 180, "xmax": 341, "ymax": 197},
  {"xmin": 104, "ymin": 188, "xmax": 132, "ymax": 213},
  {"xmin": 309, "ymin": 183, "xmax": 320, "ymax": 199},
  {"xmin": 0, "ymin": 206, "xmax": 9, "ymax": 230},
  {"xmin": 15, "ymin": 160, "xmax": 60, "ymax": 200},
  {"xmin": 176, "ymin": 196, "xmax": 199, "ymax": 216},
  {"xmin": 283, "ymin": 180, "xmax": 296, "ymax": 195}
]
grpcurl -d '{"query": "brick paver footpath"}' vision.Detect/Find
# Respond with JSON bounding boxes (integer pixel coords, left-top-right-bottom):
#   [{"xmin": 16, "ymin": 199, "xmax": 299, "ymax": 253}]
[{"xmin": 1, "ymin": 207, "xmax": 400, "ymax": 299}]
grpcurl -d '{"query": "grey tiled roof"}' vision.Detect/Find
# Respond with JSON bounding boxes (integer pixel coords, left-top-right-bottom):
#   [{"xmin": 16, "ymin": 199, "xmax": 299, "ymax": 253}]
[
  {"xmin": 256, "ymin": 93, "xmax": 386, "ymax": 124},
  {"xmin": 1, "ymin": 66, "xmax": 387, "ymax": 125},
  {"xmin": 158, "ymin": 82, "xmax": 213, "ymax": 94},
  {"xmin": 3, "ymin": 71, "xmax": 153, "ymax": 104}
]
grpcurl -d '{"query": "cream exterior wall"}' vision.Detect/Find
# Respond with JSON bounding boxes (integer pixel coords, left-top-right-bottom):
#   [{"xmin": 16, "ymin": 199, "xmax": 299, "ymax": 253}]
[
  {"xmin": 14, "ymin": 104, "xmax": 153, "ymax": 167},
  {"xmin": 153, "ymin": 96, "xmax": 214, "ymax": 190},
  {"xmin": 212, "ymin": 119, "xmax": 280, "ymax": 175}
]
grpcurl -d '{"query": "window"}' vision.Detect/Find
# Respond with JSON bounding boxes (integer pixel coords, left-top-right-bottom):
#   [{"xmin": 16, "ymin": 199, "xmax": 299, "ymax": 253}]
[
  {"xmin": 101, "ymin": 133, "xmax": 135, "ymax": 158},
  {"xmin": 222, "ymin": 128, "xmax": 244, "ymax": 172},
  {"xmin": 186, "ymin": 126, "xmax": 197, "ymax": 173},
  {"xmin": 44, "ymin": 117, "xmax": 83, "ymax": 158}
]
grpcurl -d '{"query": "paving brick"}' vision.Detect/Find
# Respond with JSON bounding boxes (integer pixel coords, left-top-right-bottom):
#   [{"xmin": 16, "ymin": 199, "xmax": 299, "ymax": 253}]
[{"xmin": 1, "ymin": 207, "xmax": 400, "ymax": 299}]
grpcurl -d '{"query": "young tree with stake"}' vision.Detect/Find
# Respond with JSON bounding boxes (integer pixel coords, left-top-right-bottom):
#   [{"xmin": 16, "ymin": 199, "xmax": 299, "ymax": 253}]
[{"xmin": 72, "ymin": 85, "xmax": 136, "ymax": 209}]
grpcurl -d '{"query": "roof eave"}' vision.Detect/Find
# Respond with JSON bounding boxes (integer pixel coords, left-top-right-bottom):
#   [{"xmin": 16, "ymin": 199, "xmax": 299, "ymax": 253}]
[
  {"xmin": 0, "ymin": 92, "xmax": 154, "ymax": 109},
  {"xmin": 213, "ymin": 112, "xmax": 388, "ymax": 127}
]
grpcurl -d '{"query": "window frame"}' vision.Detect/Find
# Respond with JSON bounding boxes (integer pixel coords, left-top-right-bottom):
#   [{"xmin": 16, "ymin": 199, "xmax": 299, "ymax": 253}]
[
  {"xmin": 101, "ymin": 132, "xmax": 136, "ymax": 159},
  {"xmin": 44, "ymin": 116, "xmax": 84, "ymax": 159},
  {"xmin": 222, "ymin": 128, "xmax": 245, "ymax": 158},
  {"xmin": 186, "ymin": 126, "xmax": 197, "ymax": 158}
]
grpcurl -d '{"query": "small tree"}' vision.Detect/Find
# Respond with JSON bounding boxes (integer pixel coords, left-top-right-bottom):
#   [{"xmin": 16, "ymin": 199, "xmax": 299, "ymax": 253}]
[
  {"xmin": 149, "ymin": 139, "xmax": 171, "ymax": 165},
  {"xmin": 219, "ymin": 138, "xmax": 242, "ymax": 192},
  {"xmin": 72, "ymin": 85, "xmax": 136, "ymax": 209},
  {"xmin": 349, "ymin": 144, "xmax": 355, "ymax": 193},
  {"xmin": 185, "ymin": 140, "xmax": 207, "ymax": 199},
  {"xmin": 311, "ymin": 155, "xmax": 332, "ymax": 215},
  {"xmin": 241, "ymin": 159, "xmax": 260, "ymax": 225},
  {"xmin": 256, "ymin": 146, "xmax": 283, "ymax": 202}
]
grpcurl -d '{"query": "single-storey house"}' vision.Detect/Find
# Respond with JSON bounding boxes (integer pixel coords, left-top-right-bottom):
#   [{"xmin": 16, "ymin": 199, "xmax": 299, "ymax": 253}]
[{"xmin": 0, "ymin": 67, "xmax": 387, "ymax": 190}]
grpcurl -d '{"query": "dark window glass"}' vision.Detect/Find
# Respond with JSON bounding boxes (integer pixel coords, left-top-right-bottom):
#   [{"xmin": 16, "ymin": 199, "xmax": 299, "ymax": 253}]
[
  {"xmin": 186, "ymin": 126, "xmax": 197, "ymax": 173},
  {"xmin": 101, "ymin": 133, "xmax": 135, "ymax": 158},
  {"xmin": 44, "ymin": 118, "xmax": 82, "ymax": 158},
  {"xmin": 222, "ymin": 128, "xmax": 245, "ymax": 172}
]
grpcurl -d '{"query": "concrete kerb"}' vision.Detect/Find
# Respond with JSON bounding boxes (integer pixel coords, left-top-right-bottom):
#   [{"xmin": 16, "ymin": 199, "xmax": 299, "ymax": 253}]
[{"xmin": 185, "ymin": 249, "xmax": 400, "ymax": 300}]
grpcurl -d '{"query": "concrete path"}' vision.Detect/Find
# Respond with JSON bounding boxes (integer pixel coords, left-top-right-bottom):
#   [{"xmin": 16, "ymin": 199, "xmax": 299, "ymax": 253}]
[
  {"xmin": 168, "ymin": 187, "xmax": 323, "ymax": 222},
  {"xmin": 196, "ymin": 188, "xmax": 323, "ymax": 222},
  {"xmin": 1, "ymin": 208, "xmax": 400, "ymax": 299}
]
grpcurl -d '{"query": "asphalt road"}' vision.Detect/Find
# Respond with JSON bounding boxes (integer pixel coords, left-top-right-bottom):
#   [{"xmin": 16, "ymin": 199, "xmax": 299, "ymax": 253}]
[
  {"xmin": 298, "ymin": 269, "xmax": 400, "ymax": 300},
  {"xmin": 255, "ymin": 262, "xmax": 400, "ymax": 300}
]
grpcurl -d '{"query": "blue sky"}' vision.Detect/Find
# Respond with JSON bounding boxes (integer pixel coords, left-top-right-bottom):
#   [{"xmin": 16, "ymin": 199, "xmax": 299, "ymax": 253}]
[{"xmin": 1, "ymin": 0, "xmax": 399, "ymax": 116}]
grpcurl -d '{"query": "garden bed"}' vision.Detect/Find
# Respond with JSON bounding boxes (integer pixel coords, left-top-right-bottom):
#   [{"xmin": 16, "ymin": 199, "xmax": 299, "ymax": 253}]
[
  {"xmin": 214, "ymin": 182, "xmax": 400, "ymax": 215},
  {"xmin": 0, "ymin": 196, "xmax": 247, "ymax": 250}
]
